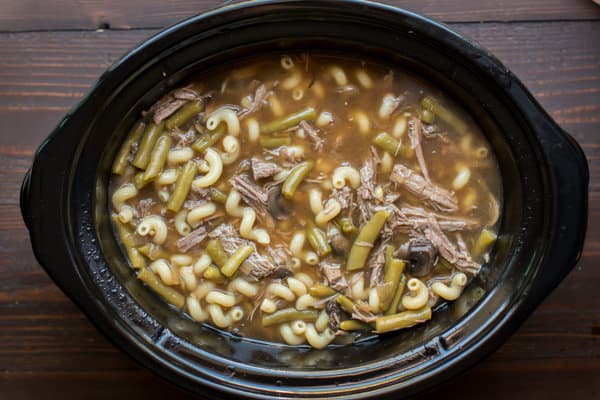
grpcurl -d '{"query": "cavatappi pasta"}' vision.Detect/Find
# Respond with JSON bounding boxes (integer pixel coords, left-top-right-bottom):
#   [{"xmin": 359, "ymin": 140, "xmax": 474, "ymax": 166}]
[{"xmin": 109, "ymin": 53, "xmax": 502, "ymax": 348}]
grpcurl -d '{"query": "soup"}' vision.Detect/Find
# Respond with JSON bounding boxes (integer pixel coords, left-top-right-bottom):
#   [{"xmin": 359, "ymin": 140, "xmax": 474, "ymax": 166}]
[{"xmin": 109, "ymin": 53, "xmax": 502, "ymax": 349}]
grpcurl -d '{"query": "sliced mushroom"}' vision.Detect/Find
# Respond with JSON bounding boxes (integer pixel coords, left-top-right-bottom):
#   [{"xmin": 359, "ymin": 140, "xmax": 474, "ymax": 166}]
[
  {"xmin": 406, "ymin": 238, "xmax": 438, "ymax": 277},
  {"xmin": 267, "ymin": 185, "xmax": 292, "ymax": 220}
]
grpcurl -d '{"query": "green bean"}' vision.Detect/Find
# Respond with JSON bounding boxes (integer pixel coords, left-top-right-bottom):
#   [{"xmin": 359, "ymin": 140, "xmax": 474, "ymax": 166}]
[
  {"xmin": 167, "ymin": 160, "xmax": 197, "ymax": 213},
  {"xmin": 142, "ymin": 135, "xmax": 172, "ymax": 182},
  {"xmin": 336, "ymin": 294, "xmax": 355, "ymax": 314},
  {"xmin": 138, "ymin": 268, "xmax": 185, "ymax": 309},
  {"xmin": 203, "ymin": 265, "xmax": 226, "ymax": 283},
  {"xmin": 385, "ymin": 274, "xmax": 407, "ymax": 315},
  {"xmin": 127, "ymin": 248, "xmax": 147, "ymax": 270},
  {"xmin": 259, "ymin": 135, "xmax": 292, "ymax": 149},
  {"xmin": 371, "ymin": 132, "xmax": 414, "ymax": 158},
  {"xmin": 261, "ymin": 308, "xmax": 318, "ymax": 327},
  {"xmin": 132, "ymin": 121, "xmax": 164, "ymax": 169},
  {"xmin": 282, "ymin": 160, "xmax": 314, "ymax": 200},
  {"xmin": 419, "ymin": 108, "xmax": 436, "ymax": 124},
  {"xmin": 165, "ymin": 100, "xmax": 204, "ymax": 130},
  {"xmin": 384, "ymin": 245, "xmax": 395, "ymax": 270},
  {"xmin": 309, "ymin": 284, "xmax": 337, "ymax": 298},
  {"xmin": 421, "ymin": 96, "xmax": 468, "ymax": 134},
  {"xmin": 112, "ymin": 120, "xmax": 145, "ymax": 175},
  {"xmin": 346, "ymin": 209, "xmax": 390, "ymax": 271},
  {"xmin": 306, "ymin": 221, "xmax": 331, "ymax": 257},
  {"xmin": 381, "ymin": 259, "xmax": 406, "ymax": 311},
  {"xmin": 260, "ymin": 106, "xmax": 316, "ymax": 134},
  {"xmin": 472, "ymin": 228, "xmax": 497, "ymax": 258},
  {"xmin": 206, "ymin": 239, "xmax": 228, "ymax": 268},
  {"xmin": 209, "ymin": 187, "xmax": 227, "ymax": 204},
  {"xmin": 221, "ymin": 245, "xmax": 253, "ymax": 277},
  {"xmin": 137, "ymin": 243, "xmax": 170, "ymax": 261},
  {"xmin": 112, "ymin": 216, "xmax": 136, "ymax": 248},
  {"xmin": 192, "ymin": 124, "xmax": 226, "ymax": 153},
  {"xmin": 340, "ymin": 217, "xmax": 358, "ymax": 235},
  {"xmin": 375, "ymin": 307, "xmax": 432, "ymax": 333},
  {"xmin": 372, "ymin": 132, "xmax": 401, "ymax": 157},
  {"xmin": 134, "ymin": 172, "xmax": 149, "ymax": 190},
  {"xmin": 340, "ymin": 319, "xmax": 371, "ymax": 331}
]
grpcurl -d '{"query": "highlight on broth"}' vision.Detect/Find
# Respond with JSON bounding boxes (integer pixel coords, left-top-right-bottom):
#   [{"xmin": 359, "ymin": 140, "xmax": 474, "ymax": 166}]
[{"xmin": 109, "ymin": 53, "xmax": 501, "ymax": 349}]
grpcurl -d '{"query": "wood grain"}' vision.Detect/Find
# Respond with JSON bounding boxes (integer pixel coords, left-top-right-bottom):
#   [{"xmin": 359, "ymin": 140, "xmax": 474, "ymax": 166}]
[
  {"xmin": 1, "ymin": 17, "xmax": 599, "ymax": 400},
  {"xmin": 0, "ymin": 0, "xmax": 599, "ymax": 32}
]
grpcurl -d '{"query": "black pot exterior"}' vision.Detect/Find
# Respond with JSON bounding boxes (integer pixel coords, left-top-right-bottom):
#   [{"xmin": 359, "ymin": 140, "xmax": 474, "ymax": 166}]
[{"xmin": 20, "ymin": 1, "xmax": 588, "ymax": 399}]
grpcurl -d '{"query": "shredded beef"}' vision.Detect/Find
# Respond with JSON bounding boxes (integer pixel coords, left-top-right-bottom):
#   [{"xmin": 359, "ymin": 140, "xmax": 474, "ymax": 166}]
[
  {"xmin": 299, "ymin": 120, "xmax": 324, "ymax": 151},
  {"xmin": 319, "ymin": 261, "xmax": 348, "ymax": 291},
  {"xmin": 230, "ymin": 174, "xmax": 271, "ymax": 224},
  {"xmin": 176, "ymin": 226, "xmax": 207, "ymax": 252},
  {"xmin": 351, "ymin": 301, "xmax": 378, "ymax": 323},
  {"xmin": 408, "ymin": 118, "xmax": 430, "ymax": 182},
  {"xmin": 149, "ymin": 85, "xmax": 203, "ymax": 124},
  {"xmin": 251, "ymin": 158, "xmax": 281, "ymax": 180},
  {"xmin": 422, "ymin": 215, "xmax": 480, "ymax": 274},
  {"xmin": 357, "ymin": 146, "xmax": 379, "ymax": 201},
  {"xmin": 390, "ymin": 163, "xmax": 458, "ymax": 212},
  {"xmin": 237, "ymin": 83, "xmax": 274, "ymax": 120},
  {"xmin": 136, "ymin": 198, "xmax": 155, "ymax": 219},
  {"xmin": 367, "ymin": 241, "xmax": 388, "ymax": 288}
]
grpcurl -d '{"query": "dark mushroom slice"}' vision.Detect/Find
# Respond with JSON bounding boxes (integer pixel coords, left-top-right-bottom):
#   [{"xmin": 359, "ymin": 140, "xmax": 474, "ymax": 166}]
[
  {"xmin": 266, "ymin": 185, "xmax": 292, "ymax": 220},
  {"xmin": 406, "ymin": 238, "xmax": 438, "ymax": 277}
]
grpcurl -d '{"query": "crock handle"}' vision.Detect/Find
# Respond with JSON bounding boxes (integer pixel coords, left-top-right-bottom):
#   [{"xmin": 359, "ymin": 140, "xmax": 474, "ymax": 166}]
[
  {"xmin": 20, "ymin": 168, "xmax": 33, "ymax": 231},
  {"xmin": 532, "ymin": 124, "xmax": 588, "ymax": 301}
]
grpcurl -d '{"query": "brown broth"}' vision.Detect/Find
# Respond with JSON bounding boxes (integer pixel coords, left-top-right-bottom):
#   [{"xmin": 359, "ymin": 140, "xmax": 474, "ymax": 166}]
[{"xmin": 109, "ymin": 53, "xmax": 502, "ymax": 347}]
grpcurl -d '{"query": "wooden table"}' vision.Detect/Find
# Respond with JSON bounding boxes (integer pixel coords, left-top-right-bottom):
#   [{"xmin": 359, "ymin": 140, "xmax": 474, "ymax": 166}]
[{"xmin": 1, "ymin": 1, "xmax": 599, "ymax": 399}]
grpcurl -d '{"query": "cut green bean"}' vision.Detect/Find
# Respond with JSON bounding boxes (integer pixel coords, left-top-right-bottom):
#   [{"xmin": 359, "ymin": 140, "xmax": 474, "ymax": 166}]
[
  {"xmin": 165, "ymin": 100, "xmax": 204, "ymax": 130},
  {"xmin": 112, "ymin": 120, "xmax": 145, "ymax": 175},
  {"xmin": 282, "ymin": 160, "xmax": 314, "ymax": 200},
  {"xmin": 421, "ymin": 96, "xmax": 468, "ymax": 134},
  {"xmin": 372, "ymin": 132, "xmax": 401, "ymax": 157},
  {"xmin": 167, "ymin": 160, "xmax": 197, "ymax": 213},
  {"xmin": 206, "ymin": 239, "xmax": 228, "ymax": 268},
  {"xmin": 134, "ymin": 172, "xmax": 149, "ymax": 190},
  {"xmin": 127, "ymin": 247, "xmax": 147, "ymax": 270},
  {"xmin": 112, "ymin": 216, "xmax": 136, "ymax": 248},
  {"xmin": 385, "ymin": 274, "xmax": 407, "ymax": 315},
  {"xmin": 309, "ymin": 284, "xmax": 337, "ymax": 298},
  {"xmin": 132, "ymin": 121, "xmax": 164, "ymax": 169},
  {"xmin": 221, "ymin": 245, "xmax": 254, "ymax": 277},
  {"xmin": 260, "ymin": 106, "xmax": 316, "ymax": 134},
  {"xmin": 472, "ymin": 228, "xmax": 497, "ymax": 258},
  {"xmin": 192, "ymin": 124, "xmax": 226, "ymax": 153},
  {"xmin": 137, "ymin": 243, "xmax": 170, "ymax": 261},
  {"xmin": 381, "ymin": 259, "xmax": 406, "ymax": 311},
  {"xmin": 419, "ymin": 108, "xmax": 435, "ymax": 124},
  {"xmin": 336, "ymin": 294, "xmax": 355, "ymax": 314},
  {"xmin": 375, "ymin": 307, "xmax": 432, "ymax": 333},
  {"xmin": 346, "ymin": 209, "xmax": 390, "ymax": 271},
  {"xmin": 142, "ymin": 135, "xmax": 172, "ymax": 183},
  {"xmin": 259, "ymin": 135, "xmax": 292, "ymax": 149},
  {"xmin": 203, "ymin": 265, "xmax": 226, "ymax": 283},
  {"xmin": 340, "ymin": 217, "xmax": 358, "ymax": 235},
  {"xmin": 209, "ymin": 187, "xmax": 228, "ymax": 204},
  {"xmin": 340, "ymin": 319, "xmax": 371, "ymax": 331},
  {"xmin": 384, "ymin": 245, "xmax": 395, "ymax": 271},
  {"xmin": 138, "ymin": 268, "xmax": 185, "ymax": 309},
  {"xmin": 261, "ymin": 308, "xmax": 318, "ymax": 327},
  {"xmin": 306, "ymin": 221, "xmax": 332, "ymax": 257}
]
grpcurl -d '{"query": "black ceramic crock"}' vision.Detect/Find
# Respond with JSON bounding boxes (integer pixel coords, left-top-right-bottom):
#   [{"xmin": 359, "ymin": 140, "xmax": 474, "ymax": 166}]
[{"xmin": 20, "ymin": 1, "xmax": 588, "ymax": 398}]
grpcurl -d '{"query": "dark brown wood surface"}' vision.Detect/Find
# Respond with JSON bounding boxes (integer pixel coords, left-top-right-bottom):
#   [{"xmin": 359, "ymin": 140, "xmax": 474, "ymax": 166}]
[{"xmin": 1, "ymin": 1, "xmax": 599, "ymax": 399}]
